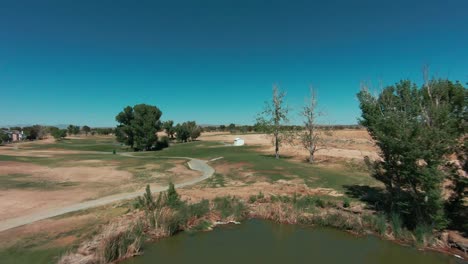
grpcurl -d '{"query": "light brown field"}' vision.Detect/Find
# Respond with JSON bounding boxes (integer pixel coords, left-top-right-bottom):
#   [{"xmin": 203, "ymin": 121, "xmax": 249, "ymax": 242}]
[{"xmin": 199, "ymin": 129, "xmax": 379, "ymax": 161}]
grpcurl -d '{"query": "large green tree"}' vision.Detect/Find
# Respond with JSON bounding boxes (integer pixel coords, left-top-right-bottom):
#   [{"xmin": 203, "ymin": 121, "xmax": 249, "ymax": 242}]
[
  {"xmin": 82, "ymin": 125, "xmax": 91, "ymax": 136},
  {"xmin": 50, "ymin": 127, "xmax": 67, "ymax": 141},
  {"xmin": 115, "ymin": 104, "xmax": 162, "ymax": 151},
  {"xmin": 23, "ymin": 125, "xmax": 46, "ymax": 140},
  {"xmin": 175, "ymin": 121, "xmax": 201, "ymax": 142},
  {"xmin": 358, "ymin": 79, "xmax": 466, "ymax": 229},
  {"xmin": 0, "ymin": 130, "xmax": 10, "ymax": 144}
]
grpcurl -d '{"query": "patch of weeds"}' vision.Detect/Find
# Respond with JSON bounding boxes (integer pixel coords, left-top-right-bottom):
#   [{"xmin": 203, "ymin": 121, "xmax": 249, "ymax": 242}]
[
  {"xmin": 390, "ymin": 212, "xmax": 403, "ymax": 239},
  {"xmin": 310, "ymin": 212, "xmax": 364, "ymax": 233},
  {"xmin": 213, "ymin": 196, "xmax": 247, "ymax": 219},
  {"xmin": 414, "ymin": 224, "xmax": 434, "ymax": 246},
  {"xmin": 100, "ymin": 224, "xmax": 142, "ymax": 263},
  {"xmin": 375, "ymin": 213, "xmax": 388, "ymax": 235},
  {"xmin": 293, "ymin": 195, "xmax": 317, "ymax": 212},
  {"xmin": 249, "ymin": 192, "xmax": 265, "ymax": 204},
  {"xmin": 343, "ymin": 197, "xmax": 351, "ymax": 208},
  {"xmin": 207, "ymin": 173, "xmax": 225, "ymax": 188},
  {"xmin": 0, "ymin": 174, "xmax": 78, "ymax": 190},
  {"xmin": 190, "ymin": 220, "xmax": 212, "ymax": 232}
]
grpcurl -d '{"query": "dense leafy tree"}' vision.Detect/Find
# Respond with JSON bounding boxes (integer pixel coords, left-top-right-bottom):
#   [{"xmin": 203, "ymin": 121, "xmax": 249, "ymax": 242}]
[
  {"xmin": 358, "ymin": 79, "xmax": 466, "ymax": 229},
  {"xmin": 95, "ymin": 128, "xmax": 114, "ymax": 135},
  {"xmin": 0, "ymin": 130, "xmax": 10, "ymax": 144},
  {"xmin": 82, "ymin": 125, "xmax": 91, "ymax": 136},
  {"xmin": 50, "ymin": 127, "xmax": 67, "ymax": 140},
  {"xmin": 115, "ymin": 104, "xmax": 162, "ymax": 151},
  {"xmin": 67, "ymin": 125, "xmax": 80, "ymax": 135},
  {"xmin": 219, "ymin": 125, "xmax": 226, "ymax": 131},
  {"xmin": 175, "ymin": 121, "xmax": 201, "ymax": 142},
  {"xmin": 163, "ymin": 120, "xmax": 176, "ymax": 139},
  {"xmin": 228, "ymin": 123, "xmax": 236, "ymax": 131},
  {"xmin": 23, "ymin": 125, "xmax": 46, "ymax": 140}
]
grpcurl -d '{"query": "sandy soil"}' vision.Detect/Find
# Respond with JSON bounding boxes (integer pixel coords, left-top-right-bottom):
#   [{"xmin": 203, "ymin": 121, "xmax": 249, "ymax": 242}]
[
  {"xmin": 0, "ymin": 161, "xmax": 132, "ymax": 183},
  {"xmin": 0, "ymin": 189, "xmax": 97, "ymax": 221},
  {"xmin": 199, "ymin": 129, "xmax": 379, "ymax": 161}
]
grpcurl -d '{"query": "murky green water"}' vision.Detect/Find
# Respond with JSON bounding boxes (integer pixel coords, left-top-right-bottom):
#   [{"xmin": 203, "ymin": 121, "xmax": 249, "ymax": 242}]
[{"xmin": 125, "ymin": 220, "xmax": 463, "ymax": 264}]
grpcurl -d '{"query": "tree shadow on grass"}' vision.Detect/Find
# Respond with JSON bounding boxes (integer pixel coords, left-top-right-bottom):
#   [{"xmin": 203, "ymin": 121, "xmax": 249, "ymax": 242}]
[
  {"xmin": 343, "ymin": 184, "xmax": 388, "ymax": 211},
  {"xmin": 259, "ymin": 154, "xmax": 294, "ymax": 160}
]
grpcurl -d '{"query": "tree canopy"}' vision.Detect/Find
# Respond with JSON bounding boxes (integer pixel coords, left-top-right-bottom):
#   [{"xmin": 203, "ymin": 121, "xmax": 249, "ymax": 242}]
[
  {"xmin": 175, "ymin": 121, "xmax": 201, "ymax": 142},
  {"xmin": 163, "ymin": 120, "xmax": 176, "ymax": 139},
  {"xmin": 82, "ymin": 125, "xmax": 91, "ymax": 136},
  {"xmin": 115, "ymin": 104, "xmax": 162, "ymax": 151},
  {"xmin": 357, "ymin": 79, "xmax": 467, "ymax": 229}
]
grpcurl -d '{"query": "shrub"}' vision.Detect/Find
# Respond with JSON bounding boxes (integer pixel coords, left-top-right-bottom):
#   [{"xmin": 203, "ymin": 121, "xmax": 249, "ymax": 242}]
[
  {"xmin": 167, "ymin": 182, "xmax": 182, "ymax": 209},
  {"xmin": 390, "ymin": 212, "xmax": 403, "ymax": 238},
  {"xmin": 315, "ymin": 198, "xmax": 325, "ymax": 208},
  {"xmin": 375, "ymin": 213, "xmax": 387, "ymax": 235},
  {"xmin": 160, "ymin": 210, "xmax": 185, "ymax": 236},
  {"xmin": 414, "ymin": 224, "xmax": 434, "ymax": 246},
  {"xmin": 99, "ymin": 224, "xmax": 142, "ymax": 263},
  {"xmin": 191, "ymin": 220, "xmax": 212, "ymax": 232},
  {"xmin": 213, "ymin": 196, "xmax": 246, "ymax": 219},
  {"xmin": 343, "ymin": 198, "xmax": 350, "ymax": 208},
  {"xmin": 187, "ymin": 199, "xmax": 210, "ymax": 218},
  {"xmin": 155, "ymin": 136, "xmax": 170, "ymax": 150},
  {"xmin": 248, "ymin": 195, "xmax": 257, "ymax": 204},
  {"xmin": 293, "ymin": 195, "xmax": 317, "ymax": 212}
]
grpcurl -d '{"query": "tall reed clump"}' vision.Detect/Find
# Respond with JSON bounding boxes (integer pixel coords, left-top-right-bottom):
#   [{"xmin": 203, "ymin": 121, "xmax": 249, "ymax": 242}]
[
  {"xmin": 390, "ymin": 212, "xmax": 403, "ymax": 238},
  {"xmin": 135, "ymin": 183, "xmax": 214, "ymax": 235},
  {"xmin": 414, "ymin": 224, "xmax": 435, "ymax": 247},
  {"xmin": 308, "ymin": 211, "xmax": 365, "ymax": 234},
  {"xmin": 213, "ymin": 196, "xmax": 247, "ymax": 220},
  {"xmin": 97, "ymin": 221, "xmax": 143, "ymax": 264}
]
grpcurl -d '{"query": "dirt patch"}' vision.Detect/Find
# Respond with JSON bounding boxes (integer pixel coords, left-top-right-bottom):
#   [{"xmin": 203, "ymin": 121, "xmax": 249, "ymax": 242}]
[
  {"xmin": 0, "ymin": 161, "xmax": 45, "ymax": 175},
  {"xmin": 44, "ymin": 166, "xmax": 131, "ymax": 183},
  {"xmin": 0, "ymin": 213, "xmax": 95, "ymax": 248},
  {"xmin": 0, "ymin": 189, "xmax": 97, "ymax": 221},
  {"xmin": 0, "ymin": 161, "xmax": 132, "ymax": 183}
]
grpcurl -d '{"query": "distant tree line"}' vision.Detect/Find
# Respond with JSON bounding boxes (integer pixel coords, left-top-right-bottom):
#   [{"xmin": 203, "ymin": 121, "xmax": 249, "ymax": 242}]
[{"xmin": 0, "ymin": 124, "xmax": 117, "ymax": 143}]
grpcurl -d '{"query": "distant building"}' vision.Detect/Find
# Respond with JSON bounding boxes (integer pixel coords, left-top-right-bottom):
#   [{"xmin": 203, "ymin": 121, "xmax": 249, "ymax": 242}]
[
  {"xmin": 233, "ymin": 137, "xmax": 245, "ymax": 146},
  {"xmin": 2, "ymin": 130, "xmax": 25, "ymax": 142}
]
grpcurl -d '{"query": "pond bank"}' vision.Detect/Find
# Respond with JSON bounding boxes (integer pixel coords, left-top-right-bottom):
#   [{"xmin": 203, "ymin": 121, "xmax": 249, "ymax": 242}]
[{"xmin": 58, "ymin": 191, "xmax": 467, "ymax": 264}]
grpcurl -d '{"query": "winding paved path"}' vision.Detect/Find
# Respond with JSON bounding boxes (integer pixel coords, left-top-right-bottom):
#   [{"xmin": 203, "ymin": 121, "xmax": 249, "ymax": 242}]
[{"xmin": 0, "ymin": 156, "xmax": 214, "ymax": 232}]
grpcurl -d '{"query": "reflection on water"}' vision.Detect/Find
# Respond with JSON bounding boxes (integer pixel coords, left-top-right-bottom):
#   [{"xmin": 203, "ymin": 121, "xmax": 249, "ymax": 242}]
[{"xmin": 124, "ymin": 220, "xmax": 462, "ymax": 264}]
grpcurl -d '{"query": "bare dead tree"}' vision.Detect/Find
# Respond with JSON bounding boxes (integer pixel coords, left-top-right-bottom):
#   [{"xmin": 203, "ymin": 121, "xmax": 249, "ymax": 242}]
[
  {"xmin": 299, "ymin": 87, "xmax": 325, "ymax": 163},
  {"xmin": 257, "ymin": 85, "xmax": 289, "ymax": 159}
]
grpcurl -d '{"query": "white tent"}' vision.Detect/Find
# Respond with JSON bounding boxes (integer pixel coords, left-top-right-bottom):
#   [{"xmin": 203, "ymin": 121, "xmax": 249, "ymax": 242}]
[{"xmin": 233, "ymin": 137, "xmax": 245, "ymax": 146}]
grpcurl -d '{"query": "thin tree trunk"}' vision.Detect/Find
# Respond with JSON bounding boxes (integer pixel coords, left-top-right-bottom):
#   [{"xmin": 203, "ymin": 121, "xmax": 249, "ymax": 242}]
[{"xmin": 275, "ymin": 133, "xmax": 279, "ymax": 159}]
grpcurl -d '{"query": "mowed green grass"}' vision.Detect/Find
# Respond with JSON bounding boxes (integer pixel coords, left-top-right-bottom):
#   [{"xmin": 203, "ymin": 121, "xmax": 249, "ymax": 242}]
[{"xmin": 136, "ymin": 141, "xmax": 378, "ymax": 192}]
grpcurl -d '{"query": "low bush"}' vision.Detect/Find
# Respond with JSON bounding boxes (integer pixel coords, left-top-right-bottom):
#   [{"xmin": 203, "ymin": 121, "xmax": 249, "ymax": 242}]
[
  {"xmin": 213, "ymin": 196, "xmax": 246, "ymax": 219},
  {"xmin": 390, "ymin": 212, "xmax": 403, "ymax": 238},
  {"xmin": 414, "ymin": 224, "xmax": 434, "ymax": 246},
  {"xmin": 99, "ymin": 224, "xmax": 142, "ymax": 263}
]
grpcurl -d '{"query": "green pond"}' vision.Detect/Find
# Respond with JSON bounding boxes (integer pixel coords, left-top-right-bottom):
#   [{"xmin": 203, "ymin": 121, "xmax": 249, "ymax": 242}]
[{"xmin": 124, "ymin": 220, "xmax": 464, "ymax": 264}]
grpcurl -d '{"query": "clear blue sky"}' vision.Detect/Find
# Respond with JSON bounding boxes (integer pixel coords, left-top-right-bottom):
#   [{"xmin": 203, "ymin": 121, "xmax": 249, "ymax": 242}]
[{"xmin": 1, "ymin": 0, "xmax": 467, "ymax": 127}]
